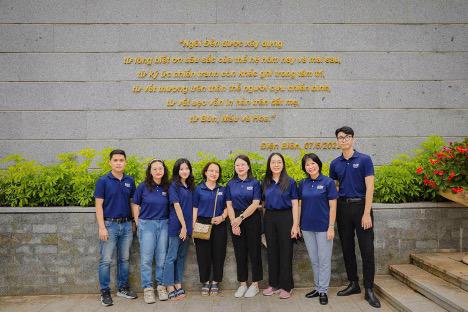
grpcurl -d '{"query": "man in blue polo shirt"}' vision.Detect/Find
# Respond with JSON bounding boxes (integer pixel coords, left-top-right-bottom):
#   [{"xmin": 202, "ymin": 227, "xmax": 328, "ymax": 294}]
[
  {"xmin": 329, "ymin": 126, "xmax": 381, "ymax": 308},
  {"xmin": 94, "ymin": 149, "xmax": 138, "ymax": 306}
]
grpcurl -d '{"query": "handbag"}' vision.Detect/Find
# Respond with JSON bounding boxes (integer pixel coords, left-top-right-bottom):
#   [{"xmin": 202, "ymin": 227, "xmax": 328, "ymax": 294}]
[{"xmin": 192, "ymin": 189, "xmax": 219, "ymax": 240}]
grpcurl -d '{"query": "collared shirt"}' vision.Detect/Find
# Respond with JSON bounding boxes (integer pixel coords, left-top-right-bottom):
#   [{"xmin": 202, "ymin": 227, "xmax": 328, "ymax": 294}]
[
  {"xmin": 263, "ymin": 177, "xmax": 298, "ymax": 210},
  {"xmin": 168, "ymin": 181, "xmax": 193, "ymax": 236},
  {"xmin": 329, "ymin": 150, "xmax": 374, "ymax": 198},
  {"xmin": 94, "ymin": 172, "xmax": 136, "ymax": 218},
  {"xmin": 226, "ymin": 177, "xmax": 262, "ymax": 211},
  {"xmin": 193, "ymin": 182, "xmax": 226, "ymax": 218},
  {"xmin": 133, "ymin": 182, "xmax": 169, "ymax": 220},
  {"xmin": 298, "ymin": 174, "xmax": 338, "ymax": 232}
]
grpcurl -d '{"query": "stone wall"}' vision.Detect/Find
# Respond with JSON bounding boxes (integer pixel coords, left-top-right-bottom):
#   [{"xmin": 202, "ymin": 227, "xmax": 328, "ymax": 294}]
[
  {"xmin": 0, "ymin": 203, "xmax": 466, "ymax": 296},
  {"xmin": 0, "ymin": 1, "xmax": 467, "ymax": 165}
]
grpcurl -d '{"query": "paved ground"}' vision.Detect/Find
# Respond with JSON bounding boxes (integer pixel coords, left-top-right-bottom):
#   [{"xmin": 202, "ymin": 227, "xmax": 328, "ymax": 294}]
[{"xmin": 0, "ymin": 288, "xmax": 395, "ymax": 312}]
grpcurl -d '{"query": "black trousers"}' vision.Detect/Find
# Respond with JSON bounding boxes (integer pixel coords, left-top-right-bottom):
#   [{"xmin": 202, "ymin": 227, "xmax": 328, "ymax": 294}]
[
  {"xmin": 264, "ymin": 209, "xmax": 294, "ymax": 291},
  {"xmin": 194, "ymin": 216, "xmax": 227, "ymax": 283},
  {"xmin": 231, "ymin": 209, "xmax": 263, "ymax": 282},
  {"xmin": 336, "ymin": 199, "xmax": 375, "ymax": 289}
]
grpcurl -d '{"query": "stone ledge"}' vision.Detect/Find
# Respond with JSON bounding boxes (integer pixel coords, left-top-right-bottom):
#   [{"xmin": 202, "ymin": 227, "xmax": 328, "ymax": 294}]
[{"xmin": 0, "ymin": 202, "xmax": 463, "ymax": 214}]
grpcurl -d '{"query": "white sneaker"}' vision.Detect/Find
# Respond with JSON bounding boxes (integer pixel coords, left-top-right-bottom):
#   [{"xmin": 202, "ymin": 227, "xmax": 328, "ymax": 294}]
[
  {"xmin": 234, "ymin": 284, "xmax": 248, "ymax": 298},
  {"xmin": 144, "ymin": 287, "xmax": 156, "ymax": 304},
  {"xmin": 244, "ymin": 284, "xmax": 259, "ymax": 298},
  {"xmin": 157, "ymin": 285, "xmax": 169, "ymax": 301}
]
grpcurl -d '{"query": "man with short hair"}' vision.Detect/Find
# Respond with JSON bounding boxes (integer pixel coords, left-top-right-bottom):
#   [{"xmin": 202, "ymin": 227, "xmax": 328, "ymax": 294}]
[
  {"xmin": 95, "ymin": 149, "xmax": 137, "ymax": 306},
  {"xmin": 329, "ymin": 126, "xmax": 381, "ymax": 308}
]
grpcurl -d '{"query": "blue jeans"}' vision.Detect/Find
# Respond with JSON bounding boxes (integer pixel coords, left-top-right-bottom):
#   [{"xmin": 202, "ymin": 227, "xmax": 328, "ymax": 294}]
[
  {"xmin": 302, "ymin": 230, "xmax": 333, "ymax": 294},
  {"xmin": 98, "ymin": 220, "xmax": 133, "ymax": 291},
  {"xmin": 163, "ymin": 236, "xmax": 190, "ymax": 286},
  {"xmin": 138, "ymin": 219, "xmax": 169, "ymax": 289}
]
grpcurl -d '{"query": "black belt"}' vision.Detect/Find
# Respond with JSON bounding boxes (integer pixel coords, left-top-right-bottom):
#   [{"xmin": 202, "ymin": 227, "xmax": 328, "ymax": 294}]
[
  {"xmin": 104, "ymin": 217, "xmax": 133, "ymax": 223},
  {"xmin": 339, "ymin": 197, "xmax": 364, "ymax": 203}
]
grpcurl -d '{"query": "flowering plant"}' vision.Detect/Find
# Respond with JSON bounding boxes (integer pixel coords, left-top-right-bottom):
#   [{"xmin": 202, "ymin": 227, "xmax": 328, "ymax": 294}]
[{"xmin": 416, "ymin": 138, "xmax": 467, "ymax": 194}]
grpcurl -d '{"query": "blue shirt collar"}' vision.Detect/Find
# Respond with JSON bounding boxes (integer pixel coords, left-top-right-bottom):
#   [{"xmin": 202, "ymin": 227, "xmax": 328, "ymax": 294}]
[
  {"xmin": 338, "ymin": 150, "xmax": 360, "ymax": 161},
  {"xmin": 307, "ymin": 174, "xmax": 324, "ymax": 182},
  {"xmin": 200, "ymin": 182, "xmax": 220, "ymax": 190},
  {"xmin": 234, "ymin": 177, "xmax": 251, "ymax": 183},
  {"xmin": 106, "ymin": 171, "xmax": 129, "ymax": 181}
]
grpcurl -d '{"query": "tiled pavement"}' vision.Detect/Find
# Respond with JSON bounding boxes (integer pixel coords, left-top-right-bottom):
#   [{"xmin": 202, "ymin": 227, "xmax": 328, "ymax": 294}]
[{"xmin": 0, "ymin": 287, "xmax": 395, "ymax": 312}]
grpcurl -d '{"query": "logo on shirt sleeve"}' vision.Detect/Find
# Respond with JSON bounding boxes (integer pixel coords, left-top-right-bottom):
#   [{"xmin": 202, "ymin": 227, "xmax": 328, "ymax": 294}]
[
  {"xmin": 124, "ymin": 183, "xmax": 131, "ymax": 188},
  {"xmin": 317, "ymin": 185, "xmax": 324, "ymax": 190},
  {"xmin": 246, "ymin": 186, "xmax": 254, "ymax": 191},
  {"xmin": 353, "ymin": 163, "xmax": 360, "ymax": 169}
]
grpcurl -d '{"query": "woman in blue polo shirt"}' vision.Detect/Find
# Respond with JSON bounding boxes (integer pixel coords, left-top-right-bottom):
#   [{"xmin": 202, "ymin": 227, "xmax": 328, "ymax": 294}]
[
  {"xmin": 132, "ymin": 159, "xmax": 170, "ymax": 303},
  {"xmin": 226, "ymin": 155, "xmax": 263, "ymax": 298},
  {"xmin": 193, "ymin": 162, "xmax": 228, "ymax": 296},
  {"xmin": 298, "ymin": 153, "xmax": 337, "ymax": 305},
  {"xmin": 163, "ymin": 158, "xmax": 195, "ymax": 300},
  {"xmin": 262, "ymin": 152, "xmax": 300, "ymax": 299}
]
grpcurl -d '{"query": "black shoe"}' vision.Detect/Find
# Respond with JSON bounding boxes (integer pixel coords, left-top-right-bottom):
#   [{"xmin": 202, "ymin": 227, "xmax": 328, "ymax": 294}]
[
  {"xmin": 305, "ymin": 289, "xmax": 319, "ymax": 298},
  {"xmin": 337, "ymin": 281, "xmax": 361, "ymax": 296},
  {"xmin": 117, "ymin": 287, "xmax": 138, "ymax": 299},
  {"xmin": 100, "ymin": 289, "xmax": 113, "ymax": 306},
  {"xmin": 365, "ymin": 288, "xmax": 381, "ymax": 308},
  {"xmin": 319, "ymin": 293, "xmax": 328, "ymax": 305}
]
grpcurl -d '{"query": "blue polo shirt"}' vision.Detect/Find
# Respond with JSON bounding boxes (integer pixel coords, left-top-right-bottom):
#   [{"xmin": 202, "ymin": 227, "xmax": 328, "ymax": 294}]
[
  {"xmin": 298, "ymin": 174, "xmax": 338, "ymax": 232},
  {"xmin": 94, "ymin": 172, "xmax": 136, "ymax": 218},
  {"xmin": 168, "ymin": 181, "xmax": 193, "ymax": 237},
  {"xmin": 329, "ymin": 151, "xmax": 374, "ymax": 198},
  {"xmin": 263, "ymin": 177, "xmax": 298, "ymax": 210},
  {"xmin": 226, "ymin": 177, "xmax": 262, "ymax": 211},
  {"xmin": 193, "ymin": 182, "xmax": 226, "ymax": 218},
  {"xmin": 133, "ymin": 182, "xmax": 169, "ymax": 220}
]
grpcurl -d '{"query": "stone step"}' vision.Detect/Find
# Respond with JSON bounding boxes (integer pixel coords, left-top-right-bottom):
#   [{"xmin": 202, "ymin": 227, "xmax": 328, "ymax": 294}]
[
  {"xmin": 390, "ymin": 264, "xmax": 468, "ymax": 312},
  {"xmin": 411, "ymin": 253, "xmax": 468, "ymax": 291},
  {"xmin": 375, "ymin": 275, "xmax": 447, "ymax": 312}
]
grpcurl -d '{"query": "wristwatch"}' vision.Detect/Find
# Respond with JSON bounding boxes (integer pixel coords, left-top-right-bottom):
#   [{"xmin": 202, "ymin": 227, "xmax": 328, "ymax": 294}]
[{"xmin": 239, "ymin": 214, "xmax": 245, "ymax": 220}]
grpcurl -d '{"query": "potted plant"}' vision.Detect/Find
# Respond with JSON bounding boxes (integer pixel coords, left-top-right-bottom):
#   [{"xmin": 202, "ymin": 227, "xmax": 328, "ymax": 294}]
[{"xmin": 416, "ymin": 138, "xmax": 468, "ymax": 206}]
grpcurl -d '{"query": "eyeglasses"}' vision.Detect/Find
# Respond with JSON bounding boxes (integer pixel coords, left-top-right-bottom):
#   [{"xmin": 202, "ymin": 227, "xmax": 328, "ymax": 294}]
[{"xmin": 337, "ymin": 135, "xmax": 352, "ymax": 142}]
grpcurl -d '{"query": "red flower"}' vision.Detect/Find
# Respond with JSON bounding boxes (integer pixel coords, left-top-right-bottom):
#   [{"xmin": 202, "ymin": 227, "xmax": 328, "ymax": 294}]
[
  {"xmin": 448, "ymin": 171, "xmax": 456, "ymax": 181},
  {"xmin": 451, "ymin": 187, "xmax": 464, "ymax": 194},
  {"xmin": 429, "ymin": 158, "xmax": 439, "ymax": 165},
  {"xmin": 443, "ymin": 146, "xmax": 452, "ymax": 152},
  {"xmin": 433, "ymin": 170, "xmax": 444, "ymax": 176},
  {"xmin": 456, "ymin": 146, "xmax": 467, "ymax": 153},
  {"xmin": 423, "ymin": 179, "xmax": 437, "ymax": 189},
  {"xmin": 436, "ymin": 152, "xmax": 446, "ymax": 159},
  {"xmin": 416, "ymin": 167, "xmax": 424, "ymax": 175}
]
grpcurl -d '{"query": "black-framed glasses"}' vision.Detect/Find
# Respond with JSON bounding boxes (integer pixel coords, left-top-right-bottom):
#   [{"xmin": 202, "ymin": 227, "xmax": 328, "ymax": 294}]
[{"xmin": 337, "ymin": 135, "xmax": 352, "ymax": 142}]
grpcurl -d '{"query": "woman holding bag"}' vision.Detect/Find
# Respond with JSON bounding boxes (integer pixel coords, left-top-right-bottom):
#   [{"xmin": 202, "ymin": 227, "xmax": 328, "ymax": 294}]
[{"xmin": 192, "ymin": 162, "xmax": 228, "ymax": 296}]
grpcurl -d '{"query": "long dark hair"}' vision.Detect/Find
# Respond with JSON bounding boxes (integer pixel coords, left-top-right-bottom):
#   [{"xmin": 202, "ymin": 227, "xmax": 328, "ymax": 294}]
[
  {"xmin": 145, "ymin": 159, "xmax": 169, "ymax": 191},
  {"xmin": 232, "ymin": 154, "xmax": 253, "ymax": 180},
  {"xmin": 202, "ymin": 162, "xmax": 222, "ymax": 183},
  {"xmin": 172, "ymin": 158, "xmax": 195, "ymax": 191},
  {"xmin": 262, "ymin": 152, "xmax": 290, "ymax": 193}
]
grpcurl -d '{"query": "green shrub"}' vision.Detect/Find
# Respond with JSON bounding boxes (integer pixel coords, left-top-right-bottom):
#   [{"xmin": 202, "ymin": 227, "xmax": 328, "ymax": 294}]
[{"xmin": 0, "ymin": 137, "xmax": 454, "ymax": 207}]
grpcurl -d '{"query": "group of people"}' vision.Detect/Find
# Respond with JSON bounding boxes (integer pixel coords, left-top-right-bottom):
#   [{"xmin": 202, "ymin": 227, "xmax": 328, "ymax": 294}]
[{"xmin": 94, "ymin": 126, "xmax": 381, "ymax": 308}]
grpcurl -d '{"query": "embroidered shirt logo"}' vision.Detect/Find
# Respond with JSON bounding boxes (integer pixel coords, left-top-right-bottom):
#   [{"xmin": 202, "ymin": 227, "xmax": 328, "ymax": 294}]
[
  {"xmin": 162, "ymin": 192, "xmax": 167, "ymax": 196},
  {"xmin": 246, "ymin": 186, "xmax": 254, "ymax": 190},
  {"xmin": 124, "ymin": 183, "xmax": 131, "ymax": 188},
  {"xmin": 353, "ymin": 163, "xmax": 360, "ymax": 168},
  {"xmin": 317, "ymin": 185, "xmax": 324, "ymax": 190},
  {"xmin": 218, "ymin": 192, "xmax": 223, "ymax": 196}
]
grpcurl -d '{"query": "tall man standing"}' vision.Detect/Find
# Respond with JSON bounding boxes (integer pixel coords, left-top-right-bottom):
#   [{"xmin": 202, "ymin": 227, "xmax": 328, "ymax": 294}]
[
  {"xmin": 329, "ymin": 127, "xmax": 381, "ymax": 308},
  {"xmin": 95, "ymin": 149, "xmax": 138, "ymax": 306}
]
